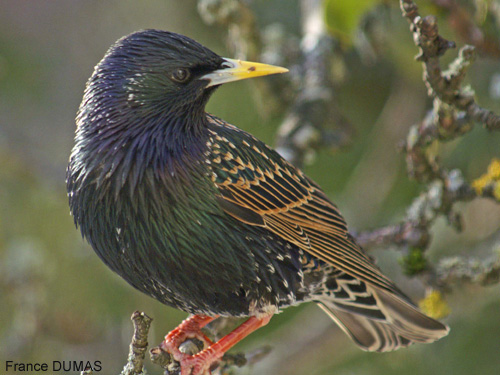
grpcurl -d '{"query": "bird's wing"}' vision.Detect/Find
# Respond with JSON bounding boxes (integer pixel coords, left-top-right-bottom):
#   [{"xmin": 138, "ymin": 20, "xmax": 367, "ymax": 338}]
[{"xmin": 206, "ymin": 116, "xmax": 397, "ymax": 292}]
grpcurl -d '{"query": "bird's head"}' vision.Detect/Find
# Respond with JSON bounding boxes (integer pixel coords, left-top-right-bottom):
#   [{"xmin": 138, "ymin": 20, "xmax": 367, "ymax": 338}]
[{"xmin": 78, "ymin": 29, "xmax": 288, "ymax": 135}]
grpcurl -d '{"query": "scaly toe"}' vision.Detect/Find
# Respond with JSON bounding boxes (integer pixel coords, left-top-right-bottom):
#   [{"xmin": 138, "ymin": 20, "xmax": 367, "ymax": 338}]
[{"xmin": 180, "ymin": 355, "xmax": 219, "ymax": 375}]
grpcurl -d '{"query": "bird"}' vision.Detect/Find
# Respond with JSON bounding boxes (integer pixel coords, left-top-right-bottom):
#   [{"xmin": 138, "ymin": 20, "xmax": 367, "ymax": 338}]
[{"xmin": 67, "ymin": 29, "xmax": 449, "ymax": 375}]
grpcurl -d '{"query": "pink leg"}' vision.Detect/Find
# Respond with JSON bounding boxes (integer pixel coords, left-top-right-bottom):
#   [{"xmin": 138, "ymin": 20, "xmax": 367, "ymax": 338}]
[{"xmin": 179, "ymin": 315, "xmax": 272, "ymax": 375}]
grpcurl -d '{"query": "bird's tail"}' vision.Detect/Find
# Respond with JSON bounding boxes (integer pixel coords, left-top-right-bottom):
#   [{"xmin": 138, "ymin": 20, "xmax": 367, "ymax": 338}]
[{"xmin": 316, "ymin": 281, "xmax": 449, "ymax": 352}]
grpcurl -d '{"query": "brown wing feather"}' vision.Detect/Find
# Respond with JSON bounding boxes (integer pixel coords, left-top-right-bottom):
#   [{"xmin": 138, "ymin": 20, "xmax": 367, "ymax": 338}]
[{"xmin": 206, "ymin": 117, "xmax": 397, "ymax": 292}]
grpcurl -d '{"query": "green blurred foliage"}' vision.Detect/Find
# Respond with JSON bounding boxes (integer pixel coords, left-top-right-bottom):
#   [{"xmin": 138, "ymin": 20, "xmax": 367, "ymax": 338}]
[
  {"xmin": 400, "ymin": 247, "xmax": 428, "ymax": 276},
  {"xmin": 1, "ymin": 0, "xmax": 500, "ymax": 374},
  {"xmin": 324, "ymin": 0, "xmax": 380, "ymax": 43}
]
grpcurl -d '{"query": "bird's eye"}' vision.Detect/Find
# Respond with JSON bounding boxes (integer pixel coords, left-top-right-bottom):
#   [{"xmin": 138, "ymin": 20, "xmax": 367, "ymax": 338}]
[{"xmin": 171, "ymin": 68, "xmax": 191, "ymax": 83}]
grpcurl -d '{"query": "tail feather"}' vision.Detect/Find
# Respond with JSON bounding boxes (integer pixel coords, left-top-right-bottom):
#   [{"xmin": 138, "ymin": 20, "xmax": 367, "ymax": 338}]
[
  {"xmin": 317, "ymin": 303, "xmax": 411, "ymax": 352},
  {"xmin": 317, "ymin": 284, "xmax": 449, "ymax": 352}
]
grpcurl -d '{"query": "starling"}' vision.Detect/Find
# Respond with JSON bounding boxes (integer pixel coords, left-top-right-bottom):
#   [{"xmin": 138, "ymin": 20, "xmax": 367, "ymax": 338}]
[{"xmin": 67, "ymin": 30, "xmax": 448, "ymax": 375}]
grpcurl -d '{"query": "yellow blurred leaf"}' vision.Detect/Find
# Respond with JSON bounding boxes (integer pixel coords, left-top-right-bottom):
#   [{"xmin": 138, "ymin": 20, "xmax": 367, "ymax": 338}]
[
  {"xmin": 472, "ymin": 158, "xmax": 500, "ymax": 195},
  {"xmin": 494, "ymin": 183, "xmax": 500, "ymax": 201},
  {"xmin": 487, "ymin": 158, "xmax": 500, "ymax": 179},
  {"xmin": 418, "ymin": 290, "xmax": 451, "ymax": 320}
]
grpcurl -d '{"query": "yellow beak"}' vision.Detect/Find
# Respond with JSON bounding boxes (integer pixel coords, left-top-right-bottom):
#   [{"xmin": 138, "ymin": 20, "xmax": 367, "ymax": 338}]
[{"xmin": 201, "ymin": 58, "xmax": 288, "ymax": 87}]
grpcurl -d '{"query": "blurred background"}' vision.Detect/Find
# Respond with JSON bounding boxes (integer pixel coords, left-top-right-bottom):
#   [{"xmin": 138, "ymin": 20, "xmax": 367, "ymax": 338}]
[{"xmin": 1, "ymin": 1, "xmax": 500, "ymax": 374}]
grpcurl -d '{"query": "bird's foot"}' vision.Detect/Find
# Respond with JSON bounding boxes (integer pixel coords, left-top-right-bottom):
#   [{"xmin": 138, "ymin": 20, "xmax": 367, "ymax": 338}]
[
  {"xmin": 160, "ymin": 315, "xmax": 271, "ymax": 375},
  {"xmin": 161, "ymin": 314, "xmax": 216, "ymax": 362}
]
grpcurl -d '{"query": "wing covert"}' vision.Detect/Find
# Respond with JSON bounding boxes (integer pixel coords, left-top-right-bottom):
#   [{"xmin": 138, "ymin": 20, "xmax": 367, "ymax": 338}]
[{"xmin": 206, "ymin": 115, "xmax": 398, "ymax": 292}]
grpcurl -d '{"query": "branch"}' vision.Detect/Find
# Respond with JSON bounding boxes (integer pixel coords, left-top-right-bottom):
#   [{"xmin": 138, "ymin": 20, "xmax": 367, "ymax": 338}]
[
  {"xmin": 398, "ymin": 0, "xmax": 500, "ymax": 205},
  {"xmin": 437, "ymin": 255, "xmax": 500, "ymax": 287},
  {"xmin": 356, "ymin": 220, "xmax": 430, "ymax": 250},
  {"xmin": 430, "ymin": 0, "xmax": 500, "ymax": 58},
  {"xmin": 355, "ymin": 2, "xmax": 500, "ymax": 284},
  {"xmin": 120, "ymin": 311, "xmax": 153, "ymax": 375},
  {"xmin": 400, "ymin": 0, "xmax": 500, "ymax": 133},
  {"xmin": 356, "ymin": 166, "xmax": 498, "ymax": 252},
  {"xmin": 79, "ymin": 312, "xmax": 153, "ymax": 375}
]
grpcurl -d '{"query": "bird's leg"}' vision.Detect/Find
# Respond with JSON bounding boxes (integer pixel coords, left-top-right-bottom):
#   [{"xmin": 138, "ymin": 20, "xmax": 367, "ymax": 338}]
[
  {"xmin": 161, "ymin": 314, "xmax": 216, "ymax": 360},
  {"xmin": 179, "ymin": 315, "xmax": 272, "ymax": 375}
]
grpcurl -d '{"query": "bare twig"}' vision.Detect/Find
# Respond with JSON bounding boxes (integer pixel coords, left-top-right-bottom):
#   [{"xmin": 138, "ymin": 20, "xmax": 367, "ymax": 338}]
[
  {"xmin": 120, "ymin": 311, "xmax": 153, "ymax": 375},
  {"xmin": 399, "ymin": 0, "xmax": 500, "ymax": 206},
  {"xmin": 430, "ymin": 0, "xmax": 500, "ymax": 58},
  {"xmin": 400, "ymin": 0, "xmax": 500, "ymax": 132},
  {"xmin": 437, "ymin": 255, "xmax": 500, "ymax": 287},
  {"xmin": 356, "ymin": 220, "xmax": 430, "ymax": 250},
  {"xmin": 356, "ymin": 167, "xmax": 498, "ymax": 252}
]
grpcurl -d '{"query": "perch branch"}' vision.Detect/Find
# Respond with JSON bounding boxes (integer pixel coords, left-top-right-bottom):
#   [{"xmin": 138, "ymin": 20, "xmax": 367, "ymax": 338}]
[{"xmin": 120, "ymin": 311, "xmax": 153, "ymax": 375}]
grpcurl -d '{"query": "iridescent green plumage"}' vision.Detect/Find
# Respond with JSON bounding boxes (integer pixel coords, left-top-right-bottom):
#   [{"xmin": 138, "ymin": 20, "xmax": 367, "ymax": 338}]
[{"xmin": 67, "ymin": 30, "xmax": 448, "ymax": 364}]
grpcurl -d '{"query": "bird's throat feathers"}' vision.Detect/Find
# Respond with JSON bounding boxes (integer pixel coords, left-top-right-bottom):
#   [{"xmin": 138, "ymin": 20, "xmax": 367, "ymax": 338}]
[{"xmin": 70, "ymin": 103, "xmax": 210, "ymax": 202}]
